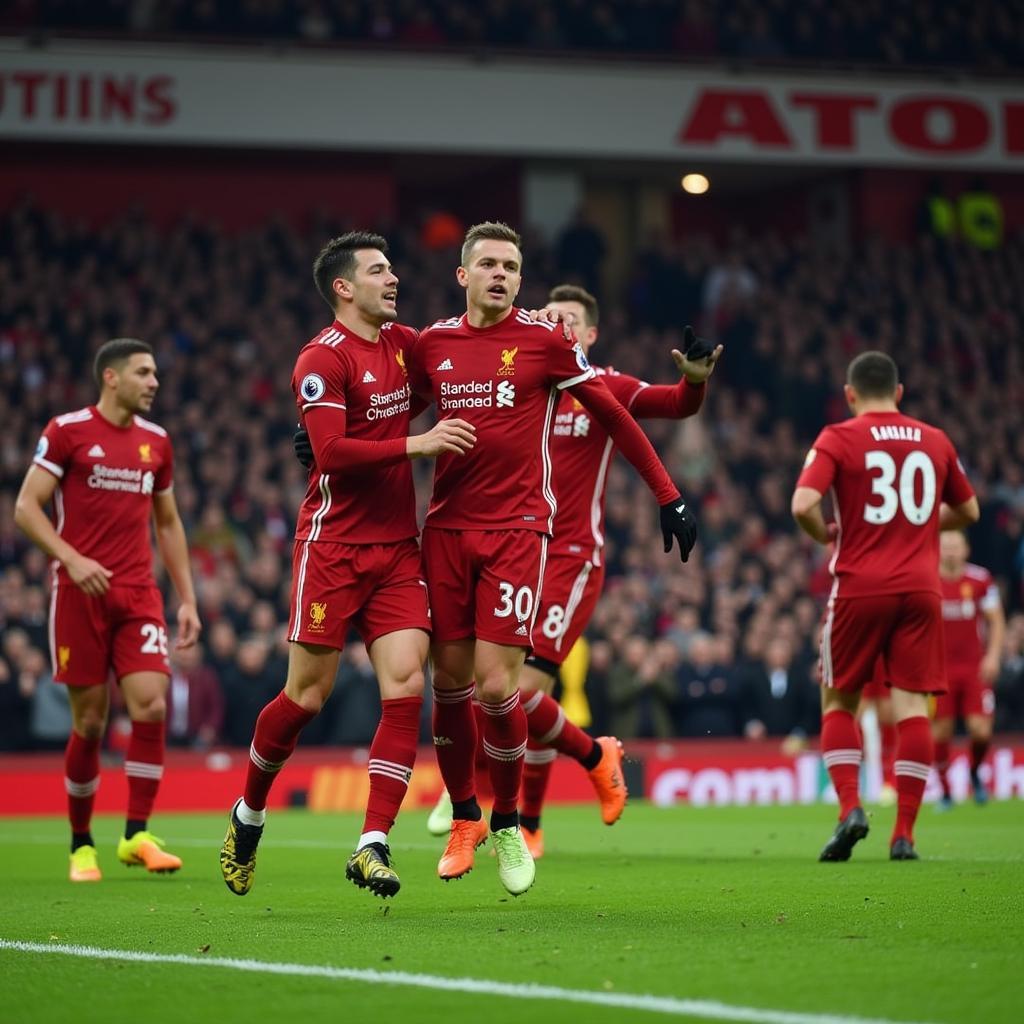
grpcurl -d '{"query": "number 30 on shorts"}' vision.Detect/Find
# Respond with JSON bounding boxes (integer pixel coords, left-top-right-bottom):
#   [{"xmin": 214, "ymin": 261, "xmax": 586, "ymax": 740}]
[
  {"xmin": 140, "ymin": 623, "xmax": 169, "ymax": 656},
  {"xmin": 494, "ymin": 582, "xmax": 535, "ymax": 622}
]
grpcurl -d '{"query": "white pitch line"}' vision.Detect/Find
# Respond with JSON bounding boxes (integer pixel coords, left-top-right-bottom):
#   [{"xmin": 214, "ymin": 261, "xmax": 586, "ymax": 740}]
[{"xmin": 0, "ymin": 939, "xmax": 939, "ymax": 1024}]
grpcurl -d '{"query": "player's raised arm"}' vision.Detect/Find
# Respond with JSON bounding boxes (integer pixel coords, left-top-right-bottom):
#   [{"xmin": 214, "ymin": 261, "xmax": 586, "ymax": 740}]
[
  {"xmin": 14, "ymin": 464, "xmax": 112, "ymax": 596},
  {"xmin": 627, "ymin": 327, "xmax": 721, "ymax": 419},
  {"xmin": 568, "ymin": 373, "xmax": 697, "ymax": 561},
  {"xmin": 151, "ymin": 488, "xmax": 201, "ymax": 648}
]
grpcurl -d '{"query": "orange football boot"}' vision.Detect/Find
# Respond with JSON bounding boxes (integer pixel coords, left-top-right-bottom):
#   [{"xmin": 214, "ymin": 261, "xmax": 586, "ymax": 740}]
[
  {"xmin": 437, "ymin": 817, "xmax": 489, "ymax": 880},
  {"xmin": 588, "ymin": 736, "xmax": 627, "ymax": 824}
]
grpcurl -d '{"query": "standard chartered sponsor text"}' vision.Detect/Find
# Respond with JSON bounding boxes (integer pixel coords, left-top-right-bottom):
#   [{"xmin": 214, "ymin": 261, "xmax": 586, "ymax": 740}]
[
  {"xmin": 440, "ymin": 379, "xmax": 494, "ymax": 410},
  {"xmin": 88, "ymin": 464, "xmax": 145, "ymax": 491},
  {"xmin": 366, "ymin": 387, "xmax": 411, "ymax": 420}
]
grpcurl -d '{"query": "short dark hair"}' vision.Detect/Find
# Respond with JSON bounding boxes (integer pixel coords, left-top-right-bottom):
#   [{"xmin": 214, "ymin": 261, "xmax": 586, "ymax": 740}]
[
  {"xmin": 461, "ymin": 221, "xmax": 521, "ymax": 267},
  {"xmin": 93, "ymin": 338, "xmax": 153, "ymax": 389},
  {"xmin": 312, "ymin": 232, "xmax": 389, "ymax": 311},
  {"xmin": 548, "ymin": 284, "xmax": 599, "ymax": 328},
  {"xmin": 847, "ymin": 351, "xmax": 899, "ymax": 398}
]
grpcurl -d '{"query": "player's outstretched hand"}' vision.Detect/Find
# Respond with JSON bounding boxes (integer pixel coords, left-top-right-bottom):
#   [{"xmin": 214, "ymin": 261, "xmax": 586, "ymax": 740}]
[
  {"xmin": 411, "ymin": 418, "xmax": 477, "ymax": 458},
  {"xmin": 671, "ymin": 326, "xmax": 723, "ymax": 384},
  {"xmin": 526, "ymin": 307, "xmax": 575, "ymax": 341},
  {"xmin": 293, "ymin": 427, "xmax": 314, "ymax": 468},
  {"xmin": 659, "ymin": 497, "xmax": 698, "ymax": 562},
  {"xmin": 176, "ymin": 602, "xmax": 202, "ymax": 649},
  {"xmin": 66, "ymin": 554, "xmax": 113, "ymax": 596}
]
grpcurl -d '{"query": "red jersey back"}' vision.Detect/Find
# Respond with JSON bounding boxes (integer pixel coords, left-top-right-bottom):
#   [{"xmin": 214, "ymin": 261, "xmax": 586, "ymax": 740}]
[
  {"xmin": 941, "ymin": 564, "xmax": 999, "ymax": 669},
  {"xmin": 548, "ymin": 365, "xmax": 647, "ymax": 562},
  {"xmin": 408, "ymin": 308, "xmax": 594, "ymax": 533},
  {"xmin": 292, "ymin": 320, "xmax": 419, "ymax": 545},
  {"xmin": 34, "ymin": 406, "xmax": 173, "ymax": 587},
  {"xmin": 797, "ymin": 411, "xmax": 974, "ymax": 597}
]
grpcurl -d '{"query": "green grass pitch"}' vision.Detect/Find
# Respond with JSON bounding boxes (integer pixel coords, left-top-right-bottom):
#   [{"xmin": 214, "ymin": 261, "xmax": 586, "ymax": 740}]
[{"xmin": 2, "ymin": 801, "xmax": 1021, "ymax": 1024}]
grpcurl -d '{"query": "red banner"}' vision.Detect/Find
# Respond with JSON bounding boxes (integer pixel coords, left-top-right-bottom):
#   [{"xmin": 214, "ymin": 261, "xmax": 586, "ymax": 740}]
[{"xmin": 2, "ymin": 739, "xmax": 1021, "ymax": 816}]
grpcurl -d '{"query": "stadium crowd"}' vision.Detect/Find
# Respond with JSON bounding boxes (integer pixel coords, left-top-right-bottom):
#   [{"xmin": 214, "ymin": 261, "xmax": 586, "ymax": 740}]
[
  {"xmin": 4, "ymin": 0, "xmax": 1023, "ymax": 72},
  {"xmin": 1, "ymin": 199, "xmax": 1022, "ymax": 751}
]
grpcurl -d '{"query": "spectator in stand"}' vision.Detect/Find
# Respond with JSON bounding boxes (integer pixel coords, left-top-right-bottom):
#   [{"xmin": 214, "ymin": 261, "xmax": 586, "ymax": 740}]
[
  {"xmin": 166, "ymin": 643, "xmax": 225, "ymax": 748},
  {"xmin": 606, "ymin": 635, "xmax": 676, "ymax": 740},
  {"xmin": 674, "ymin": 632, "xmax": 743, "ymax": 737},
  {"xmin": 739, "ymin": 636, "xmax": 817, "ymax": 740}
]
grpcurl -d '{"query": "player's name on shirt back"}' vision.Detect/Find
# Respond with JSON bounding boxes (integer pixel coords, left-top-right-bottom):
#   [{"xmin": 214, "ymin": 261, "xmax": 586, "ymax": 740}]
[{"xmin": 797, "ymin": 411, "xmax": 975, "ymax": 598}]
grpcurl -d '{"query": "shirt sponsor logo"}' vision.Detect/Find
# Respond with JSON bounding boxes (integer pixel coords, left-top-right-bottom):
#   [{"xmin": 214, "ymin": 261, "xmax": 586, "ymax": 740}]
[
  {"xmin": 496, "ymin": 381, "xmax": 516, "ymax": 408},
  {"xmin": 87, "ymin": 464, "xmax": 155, "ymax": 495},
  {"xmin": 572, "ymin": 413, "xmax": 590, "ymax": 437},
  {"xmin": 367, "ymin": 385, "xmax": 412, "ymax": 421},
  {"xmin": 138, "ymin": 443, "xmax": 152, "ymax": 463},
  {"xmin": 496, "ymin": 347, "xmax": 518, "ymax": 377},
  {"xmin": 308, "ymin": 601, "xmax": 327, "ymax": 632},
  {"xmin": 301, "ymin": 373, "xmax": 326, "ymax": 402}
]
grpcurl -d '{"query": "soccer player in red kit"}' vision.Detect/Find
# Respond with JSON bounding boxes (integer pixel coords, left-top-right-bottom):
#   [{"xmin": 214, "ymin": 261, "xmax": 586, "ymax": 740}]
[
  {"xmin": 14, "ymin": 338, "xmax": 201, "ymax": 882},
  {"xmin": 428, "ymin": 284, "xmax": 721, "ymax": 856},
  {"xmin": 934, "ymin": 529, "xmax": 1004, "ymax": 808},
  {"xmin": 219, "ymin": 233, "xmax": 475, "ymax": 899},
  {"xmin": 407, "ymin": 223, "xmax": 698, "ymax": 894},
  {"xmin": 792, "ymin": 351, "xmax": 978, "ymax": 861}
]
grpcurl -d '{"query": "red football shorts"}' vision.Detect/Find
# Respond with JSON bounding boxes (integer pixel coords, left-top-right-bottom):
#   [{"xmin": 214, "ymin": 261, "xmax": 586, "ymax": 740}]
[
  {"xmin": 421, "ymin": 527, "xmax": 546, "ymax": 648},
  {"xmin": 51, "ymin": 583, "xmax": 169, "ymax": 686},
  {"xmin": 861, "ymin": 656, "xmax": 890, "ymax": 701},
  {"xmin": 531, "ymin": 553, "xmax": 605, "ymax": 665},
  {"xmin": 934, "ymin": 668, "xmax": 995, "ymax": 720},
  {"xmin": 288, "ymin": 537, "xmax": 431, "ymax": 650},
  {"xmin": 819, "ymin": 591, "xmax": 946, "ymax": 694}
]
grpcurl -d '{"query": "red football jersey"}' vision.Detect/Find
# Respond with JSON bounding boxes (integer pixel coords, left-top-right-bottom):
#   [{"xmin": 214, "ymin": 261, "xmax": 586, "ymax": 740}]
[
  {"xmin": 941, "ymin": 564, "xmax": 1000, "ymax": 670},
  {"xmin": 292, "ymin": 320, "xmax": 419, "ymax": 545},
  {"xmin": 797, "ymin": 411, "xmax": 974, "ymax": 598},
  {"xmin": 408, "ymin": 308, "xmax": 595, "ymax": 533},
  {"xmin": 548, "ymin": 366, "xmax": 647, "ymax": 562},
  {"xmin": 34, "ymin": 406, "xmax": 174, "ymax": 587}
]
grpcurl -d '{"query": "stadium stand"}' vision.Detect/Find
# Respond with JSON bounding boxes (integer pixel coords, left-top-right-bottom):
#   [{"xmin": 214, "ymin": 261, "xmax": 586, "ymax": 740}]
[
  {"xmin": 1, "ymin": 199, "xmax": 1022, "ymax": 748},
  {"xmin": 4, "ymin": 0, "xmax": 1023, "ymax": 73}
]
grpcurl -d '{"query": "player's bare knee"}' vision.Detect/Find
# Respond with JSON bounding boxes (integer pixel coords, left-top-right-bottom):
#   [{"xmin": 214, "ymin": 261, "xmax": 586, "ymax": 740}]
[
  {"xmin": 133, "ymin": 695, "xmax": 166, "ymax": 722},
  {"xmin": 475, "ymin": 674, "xmax": 516, "ymax": 705},
  {"xmin": 74, "ymin": 715, "xmax": 106, "ymax": 741}
]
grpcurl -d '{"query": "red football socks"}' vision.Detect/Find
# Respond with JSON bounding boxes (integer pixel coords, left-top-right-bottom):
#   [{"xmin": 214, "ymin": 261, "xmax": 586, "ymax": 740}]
[
  {"xmin": 125, "ymin": 719, "xmax": 165, "ymax": 822},
  {"xmin": 362, "ymin": 696, "xmax": 421, "ymax": 835},
  {"xmin": 934, "ymin": 737, "xmax": 952, "ymax": 797},
  {"xmin": 821, "ymin": 709, "xmax": 862, "ymax": 819},
  {"xmin": 479, "ymin": 690, "xmax": 528, "ymax": 816},
  {"xmin": 432, "ymin": 684, "xmax": 478, "ymax": 805},
  {"xmin": 893, "ymin": 716, "xmax": 933, "ymax": 844},
  {"xmin": 65, "ymin": 730, "xmax": 101, "ymax": 834},
  {"xmin": 521, "ymin": 738, "xmax": 556, "ymax": 820},
  {"xmin": 522, "ymin": 689, "xmax": 595, "ymax": 762},
  {"xmin": 244, "ymin": 692, "xmax": 316, "ymax": 812}
]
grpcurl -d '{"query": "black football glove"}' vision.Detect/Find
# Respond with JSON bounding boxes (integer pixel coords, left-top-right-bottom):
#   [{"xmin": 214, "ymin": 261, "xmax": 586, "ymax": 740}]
[
  {"xmin": 293, "ymin": 427, "xmax": 314, "ymax": 468},
  {"xmin": 682, "ymin": 325, "xmax": 716, "ymax": 363},
  {"xmin": 660, "ymin": 496, "xmax": 698, "ymax": 563}
]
